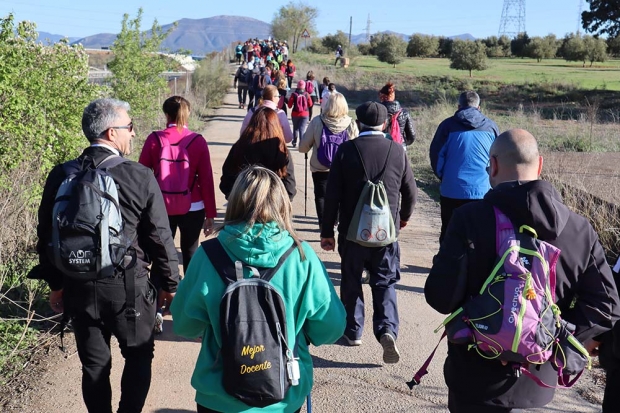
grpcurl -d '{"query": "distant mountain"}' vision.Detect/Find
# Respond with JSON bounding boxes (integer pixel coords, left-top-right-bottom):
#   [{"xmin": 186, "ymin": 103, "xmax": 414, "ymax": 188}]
[
  {"xmin": 350, "ymin": 31, "xmax": 476, "ymax": 44},
  {"xmin": 37, "ymin": 31, "xmax": 79, "ymax": 44},
  {"xmin": 71, "ymin": 15, "xmax": 271, "ymax": 55}
]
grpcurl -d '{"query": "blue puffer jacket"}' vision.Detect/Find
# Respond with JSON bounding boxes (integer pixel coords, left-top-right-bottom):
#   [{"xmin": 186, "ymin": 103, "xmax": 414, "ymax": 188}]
[{"xmin": 429, "ymin": 107, "xmax": 499, "ymax": 199}]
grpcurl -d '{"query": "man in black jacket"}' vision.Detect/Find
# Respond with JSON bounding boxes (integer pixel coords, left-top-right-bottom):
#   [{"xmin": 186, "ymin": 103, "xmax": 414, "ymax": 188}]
[
  {"xmin": 321, "ymin": 101, "xmax": 417, "ymax": 363},
  {"xmin": 31, "ymin": 98, "xmax": 179, "ymax": 413},
  {"xmin": 425, "ymin": 129, "xmax": 620, "ymax": 412}
]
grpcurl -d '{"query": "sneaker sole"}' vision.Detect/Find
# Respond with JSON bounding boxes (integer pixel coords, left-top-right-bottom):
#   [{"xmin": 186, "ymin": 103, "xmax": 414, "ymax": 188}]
[
  {"xmin": 343, "ymin": 336, "xmax": 362, "ymax": 346},
  {"xmin": 380, "ymin": 334, "xmax": 400, "ymax": 364}
]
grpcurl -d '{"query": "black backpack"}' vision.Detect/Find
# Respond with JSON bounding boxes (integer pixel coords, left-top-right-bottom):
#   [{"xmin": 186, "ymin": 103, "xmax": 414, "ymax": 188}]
[
  {"xmin": 51, "ymin": 155, "xmax": 131, "ymax": 280},
  {"xmin": 202, "ymin": 238, "xmax": 298, "ymax": 407}
]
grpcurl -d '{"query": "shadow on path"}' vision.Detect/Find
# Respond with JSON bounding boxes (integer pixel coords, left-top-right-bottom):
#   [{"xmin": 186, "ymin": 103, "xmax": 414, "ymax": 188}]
[
  {"xmin": 311, "ymin": 354, "xmax": 381, "ymax": 369},
  {"xmin": 154, "ymin": 320, "xmax": 202, "ymax": 343}
]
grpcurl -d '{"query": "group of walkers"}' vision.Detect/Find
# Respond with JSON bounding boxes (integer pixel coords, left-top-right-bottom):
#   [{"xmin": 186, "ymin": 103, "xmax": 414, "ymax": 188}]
[{"xmin": 29, "ymin": 56, "xmax": 620, "ymax": 413}]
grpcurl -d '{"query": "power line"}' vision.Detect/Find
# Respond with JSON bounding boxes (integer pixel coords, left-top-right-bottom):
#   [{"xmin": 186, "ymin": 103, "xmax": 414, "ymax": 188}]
[{"xmin": 499, "ymin": 0, "xmax": 526, "ymax": 37}]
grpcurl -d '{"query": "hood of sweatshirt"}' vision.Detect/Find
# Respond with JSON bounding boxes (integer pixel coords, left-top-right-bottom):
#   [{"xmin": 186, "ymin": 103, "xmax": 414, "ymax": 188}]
[
  {"xmin": 484, "ymin": 180, "xmax": 570, "ymax": 241},
  {"xmin": 217, "ymin": 221, "xmax": 294, "ymax": 268},
  {"xmin": 453, "ymin": 106, "xmax": 493, "ymax": 129},
  {"xmin": 319, "ymin": 114, "xmax": 354, "ymax": 134}
]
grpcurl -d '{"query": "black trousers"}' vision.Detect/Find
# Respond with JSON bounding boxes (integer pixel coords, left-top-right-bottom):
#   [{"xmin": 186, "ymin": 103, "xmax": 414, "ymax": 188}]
[
  {"xmin": 448, "ymin": 392, "xmax": 512, "ymax": 413},
  {"xmin": 312, "ymin": 171, "xmax": 329, "ymax": 229},
  {"xmin": 439, "ymin": 196, "xmax": 477, "ymax": 243},
  {"xmin": 600, "ymin": 336, "xmax": 620, "ymax": 412},
  {"xmin": 247, "ymin": 90, "xmax": 255, "ymax": 110},
  {"xmin": 236, "ymin": 85, "xmax": 247, "ymax": 105},
  {"xmin": 64, "ymin": 277, "xmax": 156, "ymax": 413},
  {"xmin": 197, "ymin": 404, "xmax": 302, "ymax": 413},
  {"xmin": 168, "ymin": 209, "xmax": 205, "ymax": 275}
]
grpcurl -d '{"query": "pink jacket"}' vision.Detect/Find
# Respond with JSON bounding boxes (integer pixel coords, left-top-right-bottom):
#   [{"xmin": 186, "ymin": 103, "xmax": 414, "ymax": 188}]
[{"xmin": 139, "ymin": 126, "xmax": 217, "ymax": 218}]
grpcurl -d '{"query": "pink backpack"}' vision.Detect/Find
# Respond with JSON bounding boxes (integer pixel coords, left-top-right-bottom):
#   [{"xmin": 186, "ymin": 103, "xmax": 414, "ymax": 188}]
[
  {"xmin": 408, "ymin": 207, "xmax": 591, "ymax": 389},
  {"xmin": 388, "ymin": 110, "xmax": 403, "ymax": 144},
  {"xmin": 154, "ymin": 130, "xmax": 199, "ymax": 216}
]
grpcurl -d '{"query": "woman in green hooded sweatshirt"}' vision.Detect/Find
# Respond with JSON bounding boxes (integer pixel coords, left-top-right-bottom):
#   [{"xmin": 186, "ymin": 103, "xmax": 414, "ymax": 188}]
[{"xmin": 171, "ymin": 166, "xmax": 346, "ymax": 413}]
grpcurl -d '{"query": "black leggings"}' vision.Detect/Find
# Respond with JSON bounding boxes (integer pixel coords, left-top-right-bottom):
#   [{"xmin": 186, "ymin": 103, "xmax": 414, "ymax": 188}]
[{"xmin": 168, "ymin": 209, "xmax": 205, "ymax": 275}]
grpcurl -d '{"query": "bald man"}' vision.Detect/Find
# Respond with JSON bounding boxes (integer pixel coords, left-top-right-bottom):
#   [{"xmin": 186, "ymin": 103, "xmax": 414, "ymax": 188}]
[{"xmin": 425, "ymin": 129, "xmax": 620, "ymax": 412}]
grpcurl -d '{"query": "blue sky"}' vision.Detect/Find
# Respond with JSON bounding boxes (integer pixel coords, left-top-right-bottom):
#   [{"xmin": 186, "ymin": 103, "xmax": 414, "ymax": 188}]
[{"xmin": 2, "ymin": 0, "xmax": 588, "ymax": 39}]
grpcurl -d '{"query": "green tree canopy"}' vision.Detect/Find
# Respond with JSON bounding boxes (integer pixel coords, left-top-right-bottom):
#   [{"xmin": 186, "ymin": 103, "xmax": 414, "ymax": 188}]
[
  {"xmin": 525, "ymin": 34, "xmax": 558, "ymax": 62},
  {"xmin": 108, "ymin": 8, "xmax": 176, "ymax": 131},
  {"xmin": 407, "ymin": 34, "xmax": 439, "ymax": 58},
  {"xmin": 582, "ymin": 0, "xmax": 620, "ymax": 38},
  {"xmin": 449, "ymin": 40, "xmax": 488, "ymax": 77},
  {"xmin": 510, "ymin": 32, "xmax": 531, "ymax": 58},
  {"xmin": 583, "ymin": 35, "xmax": 608, "ymax": 66},
  {"xmin": 0, "ymin": 14, "xmax": 97, "ymax": 175},
  {"xmin": 559, "ymin": 33, "xmax": 587, "ymax": 65},
  {"xmin": 374, "ymin": 33, "xmax": 407, "ymax": 67},
  {"xmin": 322, "ymin": 30, "xmax": 349, "ymax": 53},
  {"xmin": 271, "ymin": 2, "xmax": 319, "ymax": 53}
]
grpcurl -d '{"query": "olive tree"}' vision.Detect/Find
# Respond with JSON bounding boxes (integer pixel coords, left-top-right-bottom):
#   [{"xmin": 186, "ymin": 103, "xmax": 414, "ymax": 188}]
[
  {"xmin": 375, "ymin": 33, "xmax": 407, "ymax": 67},
  {"xmin": 449, "ymin": 40, "xmax": 488, "ymax": 77}
]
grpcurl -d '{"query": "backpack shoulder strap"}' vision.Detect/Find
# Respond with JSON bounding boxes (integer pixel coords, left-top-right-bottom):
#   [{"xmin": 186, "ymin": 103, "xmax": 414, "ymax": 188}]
[
  {"xmin": 378, "ymin": 141, "xmax": 394, "ymax": 181},
  {"xmin": 351, "ymin": 140, "xmax": 369, "ymax": 181},
  {"xmin": 260, "ymin": 243, "xmax": 297, "ymax": 282},
  {"xmin": 202, "ymin": 238, "xmax": 238, "ymax": 286},
  {"xmin": 493, "ymin": 206, "xmax": 515, "ymax": 254},
  {"xmin": 97, "ymin": 154, "xmax": 126, "ymax": 170},
  {"xmin": 154, "ymin": 131, "xmax": 169, "ymax": 148},
  {"xmin": 180, "ymin": 132, "xmax": 201, "ymax": 149}
]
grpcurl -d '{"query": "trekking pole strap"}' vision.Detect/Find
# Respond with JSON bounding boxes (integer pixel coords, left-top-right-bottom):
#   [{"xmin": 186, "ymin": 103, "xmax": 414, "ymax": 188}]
[
  {"xmin": 407, "ymin": 331, "xmax": 447, "ymax": 389},
  {"xmin": 520, "ymin": 366, "xmax": 583, "ymax": 389}
]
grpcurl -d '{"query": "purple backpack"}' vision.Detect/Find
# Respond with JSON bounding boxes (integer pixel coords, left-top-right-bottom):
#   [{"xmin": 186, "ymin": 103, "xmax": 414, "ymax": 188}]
[
  {"xmin": 317, "ymin": 121, "xmax": 349, "ymax": 168},
  {"xmin": 409, "ymin": 207, "xmax": 591, "ymax": 389},
  {"xmin": 154, "ymin": 130, "xmax": 199, "ymax": 216}
]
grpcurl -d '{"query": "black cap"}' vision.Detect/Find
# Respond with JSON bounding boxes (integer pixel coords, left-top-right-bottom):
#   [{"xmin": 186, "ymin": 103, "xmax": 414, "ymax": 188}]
[{"xmin": 355, "ymin": 101, "xmax": 388, "ymax": 127}]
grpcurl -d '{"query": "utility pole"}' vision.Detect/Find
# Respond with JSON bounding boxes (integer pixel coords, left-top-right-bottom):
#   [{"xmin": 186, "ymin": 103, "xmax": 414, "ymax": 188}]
[
  {"xmin": 348, "ymin": 16, "xmax": 352, "ymax": 49},
  {"xmin": 576, "ymin": 0, "xmax": 584, "ymax": 35},
  {"xmin": 498, "ymin": 0, "xmax": 526, "ymax": 38}
]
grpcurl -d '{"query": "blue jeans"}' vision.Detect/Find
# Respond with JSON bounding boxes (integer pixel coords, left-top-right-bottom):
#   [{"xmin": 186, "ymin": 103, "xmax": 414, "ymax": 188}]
[
  {"xmin": 338, "ymin": 236, "xmax": 400, "ymax": 341},
  {"xmin": 291, "ymin": 116, "xmax": 308, "ymax": 145}
]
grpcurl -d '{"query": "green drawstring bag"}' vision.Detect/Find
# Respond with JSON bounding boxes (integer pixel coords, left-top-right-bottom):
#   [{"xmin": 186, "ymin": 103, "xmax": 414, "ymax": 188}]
[{"xmin": 346, "ymin": 141, "xmax": 396, "ymax": 247}]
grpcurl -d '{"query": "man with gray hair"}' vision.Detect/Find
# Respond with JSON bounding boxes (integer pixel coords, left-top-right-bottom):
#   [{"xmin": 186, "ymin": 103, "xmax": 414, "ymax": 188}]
[
  {"xmin": 31, "ymin": 98, "xmax": 179, "ymax": 413},
  {"xmin": 429, "ymin": 90, "xmax": 499, "ymax": 242},
  {"xmin": 321, "ymin": 101, "xmax": 417, "ymax": 363},
  {"xmin": 425, "ymin": 129, "xmax": 620, "ymax": 412}
]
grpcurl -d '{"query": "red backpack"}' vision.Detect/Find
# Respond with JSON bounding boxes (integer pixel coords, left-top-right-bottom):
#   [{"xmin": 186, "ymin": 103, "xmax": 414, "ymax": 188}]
[
  {"xmin": 305, "ymin": 80, "xmax": 314, "ymax": 95},
  {"xmin": 154, "ymin": 130, "xmax": 199, "ymax": 216}
]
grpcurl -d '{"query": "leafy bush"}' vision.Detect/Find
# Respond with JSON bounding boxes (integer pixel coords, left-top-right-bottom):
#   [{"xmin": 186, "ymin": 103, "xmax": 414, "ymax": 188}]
[{"xmin": 0, "ymin": 15, "xmax": 98, "ymax": 179}]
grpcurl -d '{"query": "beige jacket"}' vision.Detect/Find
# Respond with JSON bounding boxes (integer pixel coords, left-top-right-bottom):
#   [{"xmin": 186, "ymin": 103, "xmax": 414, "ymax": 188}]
[{"xmin": 299, "ymin": 114, "xmax": 359, "ymax": 172}]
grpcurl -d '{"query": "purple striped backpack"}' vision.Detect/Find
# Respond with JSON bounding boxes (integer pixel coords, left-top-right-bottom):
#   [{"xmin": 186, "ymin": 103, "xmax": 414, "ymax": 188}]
[{"xmin": 409, "ymin": 207, "xmax": 591, "ymax": 389}]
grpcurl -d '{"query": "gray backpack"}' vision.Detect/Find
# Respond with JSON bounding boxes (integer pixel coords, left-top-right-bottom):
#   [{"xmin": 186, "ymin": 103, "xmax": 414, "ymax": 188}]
[
  {"xmin": 51, "ymin": 155, "xmax": 130, "ymax": 280},
  {"xmin": 346, "ymin": 141, "xmax": 396, "ymax": 247}
]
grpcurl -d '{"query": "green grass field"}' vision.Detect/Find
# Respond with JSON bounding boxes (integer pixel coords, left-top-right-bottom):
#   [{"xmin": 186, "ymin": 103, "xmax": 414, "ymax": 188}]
[{"xmin": 301, "ymin": 53, "xmax": 620, "ymax": 91}]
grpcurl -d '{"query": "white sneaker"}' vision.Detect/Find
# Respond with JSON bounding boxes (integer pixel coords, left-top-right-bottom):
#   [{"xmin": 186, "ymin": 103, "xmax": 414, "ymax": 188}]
[
  {"xmin": 343, "ymin": 334, "xmax": 362, "ymax": 346},
  {"xmin": 380, "ymin": 333, "xmax": 400, "ymax": 364}
]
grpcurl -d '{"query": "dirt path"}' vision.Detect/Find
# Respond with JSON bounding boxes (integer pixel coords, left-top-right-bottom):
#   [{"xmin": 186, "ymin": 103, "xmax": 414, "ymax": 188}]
[{"xmin": 13, "ymin": 83, "xmax": 604, "ymax": 413}]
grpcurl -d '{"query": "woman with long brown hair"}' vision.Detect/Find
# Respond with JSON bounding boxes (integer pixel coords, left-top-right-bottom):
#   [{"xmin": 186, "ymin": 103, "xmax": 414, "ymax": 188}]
[
  {"xmin": 378, "ymin": 82, "xmax": 416, "ymax": 147},
  {"xmin": 220, "ymin": 106, "xmax": 296, "ymax": 200}
]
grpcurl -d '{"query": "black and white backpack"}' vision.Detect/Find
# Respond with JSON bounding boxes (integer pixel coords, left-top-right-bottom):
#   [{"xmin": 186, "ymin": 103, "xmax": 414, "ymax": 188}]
[
  {"xmin": 202, "ymin": 238, "xmax": 298, "ymax": 407},
  {"xmin": 51, "ymin": 155, "xmax": 131, "ymax": 280}
]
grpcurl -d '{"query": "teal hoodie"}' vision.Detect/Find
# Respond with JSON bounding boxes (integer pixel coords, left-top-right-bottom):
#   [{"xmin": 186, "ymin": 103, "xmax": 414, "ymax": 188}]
[{"xmin": 171, "ymin": 222, "xmax": 346, "ymax": 412}]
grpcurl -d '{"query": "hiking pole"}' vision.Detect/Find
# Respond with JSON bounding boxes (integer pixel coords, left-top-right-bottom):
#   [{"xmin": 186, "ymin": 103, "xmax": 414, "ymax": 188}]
[
  {"xmin": 304, "ymin": 153, "xmax": 308, "ymax": 217},
  {"xmin": 306, "ymin": 393, "xmax": 312, "ymax": 413}
]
